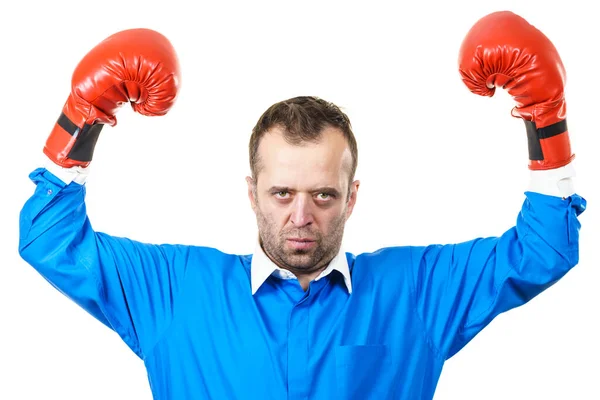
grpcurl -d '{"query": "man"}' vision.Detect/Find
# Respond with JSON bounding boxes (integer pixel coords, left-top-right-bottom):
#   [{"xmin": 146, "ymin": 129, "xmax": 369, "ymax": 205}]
[{"xmin": 18, "ymin": 11, "xmax": 585, "ymax": 400}]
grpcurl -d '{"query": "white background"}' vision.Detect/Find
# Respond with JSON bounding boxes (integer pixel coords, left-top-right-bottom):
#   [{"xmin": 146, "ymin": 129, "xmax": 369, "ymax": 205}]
[{"xmin": 1, "ymin": 0, "xmax": 598, "ymax": 399}]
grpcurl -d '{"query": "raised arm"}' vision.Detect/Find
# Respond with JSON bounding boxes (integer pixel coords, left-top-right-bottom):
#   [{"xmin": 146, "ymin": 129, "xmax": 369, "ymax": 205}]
[
  {"xmin": 18, "ymin": 28, "xmax": 185, "ymax": 358},
  {"xmin": 411, "ymin": 11, "xmax": 587, "ymax": 359}
]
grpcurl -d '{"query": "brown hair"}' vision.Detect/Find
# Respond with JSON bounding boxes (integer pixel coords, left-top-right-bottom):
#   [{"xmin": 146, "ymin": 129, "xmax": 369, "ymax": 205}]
[{"xmin": 249, "ymin": 96, "xmax": 358, "ymax": 188}]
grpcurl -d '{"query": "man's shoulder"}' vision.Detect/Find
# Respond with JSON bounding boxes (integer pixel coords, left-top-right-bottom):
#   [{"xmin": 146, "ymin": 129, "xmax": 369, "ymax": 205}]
[
  {"xmin": 155, "ymin": 245, "xmax": 253, "ymax": 283},
  {"xmin": 126, "ymin": 242, "xmax": 253, "ymax": 274},
  {"xmin": 345, "ymin": 245, "xmax": 414, "ymax": 272},
  {"xmin": 346, "ymin": 245, "xmax": 413, "ymax": 260},
  {"xmin": 179, "ymin": 244, "xmax": 252, "ymax": 263}
]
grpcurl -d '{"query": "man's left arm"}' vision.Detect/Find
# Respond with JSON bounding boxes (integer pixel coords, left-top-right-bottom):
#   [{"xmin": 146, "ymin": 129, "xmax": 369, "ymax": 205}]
[
  {"xmin": 409, "ymin": 11, "xmax": 587, "ymax": 360},
  {"xmin": 410, "ymin": 174, "xmax": 585, "ymax": 359}
]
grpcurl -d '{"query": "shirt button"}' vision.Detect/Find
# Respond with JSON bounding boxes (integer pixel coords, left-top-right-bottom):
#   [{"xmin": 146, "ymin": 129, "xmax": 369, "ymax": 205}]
[{"xmin": 47, "ymin": 189, "xmax": 53, "ymax": 195}]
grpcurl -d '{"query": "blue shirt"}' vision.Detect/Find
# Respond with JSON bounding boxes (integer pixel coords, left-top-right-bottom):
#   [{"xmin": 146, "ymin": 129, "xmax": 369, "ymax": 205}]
[{"xmin": 18, "ymin": 167, "xmax": 586, "ymax": 399}]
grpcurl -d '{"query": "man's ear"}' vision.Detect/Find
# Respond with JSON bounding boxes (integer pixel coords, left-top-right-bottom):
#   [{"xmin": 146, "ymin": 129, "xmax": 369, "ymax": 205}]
[
  {"xmin": 345, "ymin": 180, "xmax": 360, "ymax": 219},
  {"xmin": 246, "ymin": 176, "xmax": 258, "ymax": 213}
]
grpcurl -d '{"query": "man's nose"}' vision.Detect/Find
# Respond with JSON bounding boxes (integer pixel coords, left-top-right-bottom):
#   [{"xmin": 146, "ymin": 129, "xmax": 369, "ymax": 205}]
[{"xmin": 290, "ymin": 195, "xmax": 314, "ymax": 227}]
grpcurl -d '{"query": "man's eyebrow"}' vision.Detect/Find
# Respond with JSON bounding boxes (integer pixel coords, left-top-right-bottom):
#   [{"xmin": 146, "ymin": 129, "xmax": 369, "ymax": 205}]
[{"xmin": 267, "ymin": 186, "xmax": 291, "ymax": 192}]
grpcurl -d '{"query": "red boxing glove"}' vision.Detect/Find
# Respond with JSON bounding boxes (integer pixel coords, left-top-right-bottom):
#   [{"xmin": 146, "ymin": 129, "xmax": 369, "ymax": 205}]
[
  {"xmin": 458, "ymin": 11, "xmax": 574, "ymax": 170},
  {"xmin": 44, "ymin": 28, "xmax": 181, "ymax": 168}
]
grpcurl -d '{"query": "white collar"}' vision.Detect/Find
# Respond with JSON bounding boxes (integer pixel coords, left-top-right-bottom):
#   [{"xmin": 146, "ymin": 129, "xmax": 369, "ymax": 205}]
[{"xmin": 250, "ymin": 239, "xmax": 352, "ymax": 295}]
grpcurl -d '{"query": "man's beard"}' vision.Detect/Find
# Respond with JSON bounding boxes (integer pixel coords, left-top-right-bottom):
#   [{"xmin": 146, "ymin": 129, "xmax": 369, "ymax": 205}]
[{"xmin": 256, "ymin": 207, "xmax": 347, "ymax": 276}]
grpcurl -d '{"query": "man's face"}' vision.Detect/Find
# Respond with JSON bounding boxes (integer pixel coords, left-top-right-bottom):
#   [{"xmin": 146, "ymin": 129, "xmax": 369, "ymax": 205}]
[{"xmin": 246, "ymin": 126, "xmax": 359, "ymax": 275}]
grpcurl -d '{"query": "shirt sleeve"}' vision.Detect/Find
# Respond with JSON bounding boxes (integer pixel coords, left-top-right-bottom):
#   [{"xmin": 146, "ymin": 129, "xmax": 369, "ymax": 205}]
[
  {"xmin": 408, "ymin": 189, "xmax": 586, "ymax": 360},
  {"xmin": 18, "ymin": 167, "xmax": 190, "ymax": 359}
]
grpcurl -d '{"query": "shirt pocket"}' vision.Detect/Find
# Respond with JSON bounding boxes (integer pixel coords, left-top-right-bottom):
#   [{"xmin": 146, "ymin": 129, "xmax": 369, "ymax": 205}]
[{"xmin": 335, "ymin": 344, "xmax": 392, "ymax": 399}]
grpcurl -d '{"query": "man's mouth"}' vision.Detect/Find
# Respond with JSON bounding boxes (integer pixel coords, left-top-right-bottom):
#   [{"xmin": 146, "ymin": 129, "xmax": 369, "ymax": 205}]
[{"xmin": 286, "ymin": 238, "xmax": 317, "ymax": 250}]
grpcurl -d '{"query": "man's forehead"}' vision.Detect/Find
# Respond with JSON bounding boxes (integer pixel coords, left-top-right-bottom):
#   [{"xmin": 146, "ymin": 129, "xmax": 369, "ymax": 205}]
[
  {"xmin": 257, "ymin": 127, "xmax": 349, "ymax": 159},
  {"xmin": 253, "ymin": 126, "xmax": 352, "ymax": 186}
]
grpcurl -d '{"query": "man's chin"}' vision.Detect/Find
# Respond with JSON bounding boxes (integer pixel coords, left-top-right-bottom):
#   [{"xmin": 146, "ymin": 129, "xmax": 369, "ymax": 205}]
[{"xmin": 280, "ymin": 252, "xmax": 319, "ymax": 270}]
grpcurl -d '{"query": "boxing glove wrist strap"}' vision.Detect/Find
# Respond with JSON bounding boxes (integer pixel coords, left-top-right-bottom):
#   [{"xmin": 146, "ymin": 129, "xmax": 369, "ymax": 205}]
[{"xmin": 56, "ymin": 112, "xmax": 105, "ymax": 163}]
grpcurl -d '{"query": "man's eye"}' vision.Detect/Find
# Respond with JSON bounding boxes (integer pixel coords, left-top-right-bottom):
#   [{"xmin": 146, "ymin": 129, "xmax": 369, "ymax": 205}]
[
  {"xmin": 274, "ymin": 191, "xmax": 289, "ymax": 198},
  {"xmin": 317, "ymin": 193, "xmax": 332, "ymax": 200}
]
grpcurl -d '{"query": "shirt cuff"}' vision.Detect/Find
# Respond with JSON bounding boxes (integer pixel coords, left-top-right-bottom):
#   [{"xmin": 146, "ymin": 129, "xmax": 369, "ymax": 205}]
[
  {"xmin": 43, "ymin": 155, "xmax": 90, "ymax": 185},
  {"xmin": 527, "ymin": 161, "xmax": 576, "ymax": 198}
]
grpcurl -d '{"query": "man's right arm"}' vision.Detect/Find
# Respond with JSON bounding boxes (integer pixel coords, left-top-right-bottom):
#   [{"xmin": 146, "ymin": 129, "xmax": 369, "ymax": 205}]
[{"xmin": 18, "ymin": 28, "xmax": 184, "ymax": 359}]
